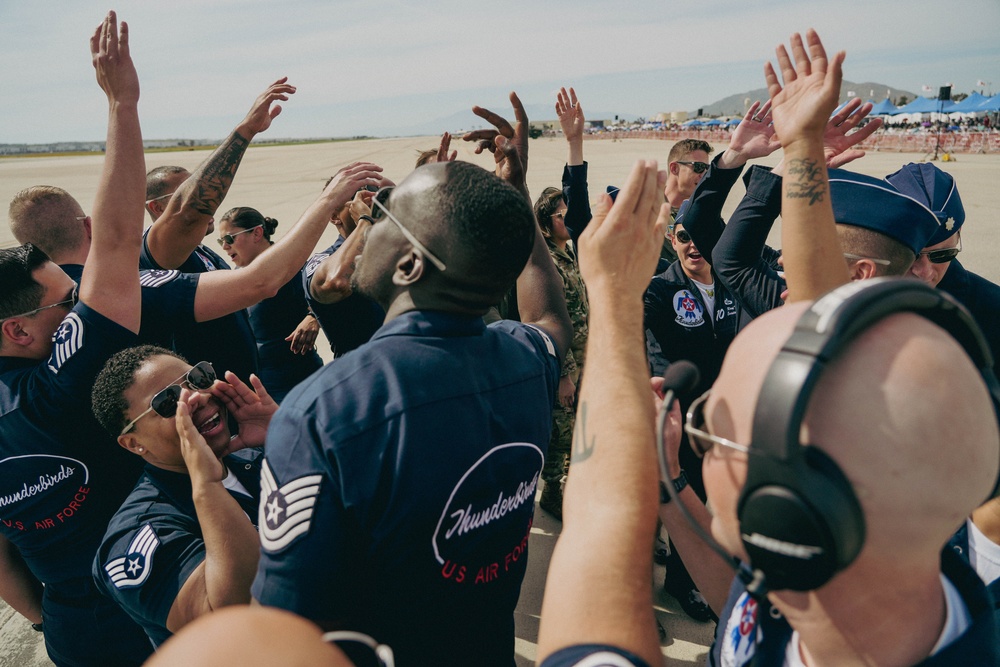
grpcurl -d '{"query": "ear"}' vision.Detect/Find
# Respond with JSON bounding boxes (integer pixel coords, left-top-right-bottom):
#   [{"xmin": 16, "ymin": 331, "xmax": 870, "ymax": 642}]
[
  {"xmin": 117, "ymin": 432, "xmax": 143, "ymax": 455},
  {"xmin": 1, "ymin": 319, "xmax": 33, "ymax": 349},
  {"xmin": 848, "ymin": 259, "xmax": 879, "ymax": 281},
  {"xmin": 147, "ymin": 199, "xmax": 166, "ymax": 219},
  {"xmin": 669, "ymin": 162, "xmax": 680, "ymax": 176},
  {"xmin": 391, "ymin": 250, "xmax": 426, "ymax": 287},
  {"xmin": 82, "ymin": 215, "xmax": 93, "ymax": 240}
]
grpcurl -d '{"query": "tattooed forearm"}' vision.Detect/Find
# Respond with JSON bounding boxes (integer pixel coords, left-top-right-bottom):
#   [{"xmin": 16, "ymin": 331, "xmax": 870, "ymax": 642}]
[
  {"xmin": 571, "ymin": 401, "xmax": 596, "ymax": 464},
  {"xmin": 185, "ymin": 131, "xmax": 250, "ymax": 217},
  {"xmin": 785, "ymin": 157, "xmax": 826, "ymax": 205}
]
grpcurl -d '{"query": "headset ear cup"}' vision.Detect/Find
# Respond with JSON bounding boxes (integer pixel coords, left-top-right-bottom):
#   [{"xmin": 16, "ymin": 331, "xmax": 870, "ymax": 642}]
[{"xmin": 738, "ymin": 448, "xmax": 865, "ymax": 592}]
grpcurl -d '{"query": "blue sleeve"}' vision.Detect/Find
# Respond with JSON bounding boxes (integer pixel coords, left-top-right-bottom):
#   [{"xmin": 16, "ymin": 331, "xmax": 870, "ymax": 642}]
[
  {"xmin": 681, "ymin": 154, "xmax": 744, "ymax": 262},
  {"xmin": 710, "ymin": 166, "xmax": 787, "ymax": 319},
  {"xmin": 562, "ymin": 162, "xmax": 592, "ymax": 243},
  {"xmin": 643, "ymin": 278, "xmax": 675, "ymax": 367},
  {"xmin": 138, "ymin": 270, "xmax": 199, "ymax": 349},
  {"xmin": 251, "ymin": 404, "xmax": 360, "ymax": 623},
  {"xmin": 489, "ymin": 320, "xmax": 562, "ymax": 404},
  {"xmin": 540, "ymin": 644, "xmax": 651, "ymax": 667},
  {"xmin": 95, "ymin": 515, "xmax": 205, "ymax": 640}
]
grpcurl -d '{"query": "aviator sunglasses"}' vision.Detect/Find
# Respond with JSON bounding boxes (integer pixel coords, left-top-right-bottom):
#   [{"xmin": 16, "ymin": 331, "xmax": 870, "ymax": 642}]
[
  {"xmin": 217, "ymin": 225, "xmax": 262, "ymax": 246},
  {"xmin": 1, "ymin": 284, "xmax": 78, "ymax": 323},
  {"xmin": 917, "ymin": 236, "xmax": 962, "ymax": 264},
  {"xmin": 370, "ymin": 187, "xmax": 448, "ymax": 272},
  {"xmin": 672, "ymin": 229, "xmax": 693, "ymax": 244},
  {"xmin": 676, "ymin": 161, "xmax": 710, "ymax": 174},
  {"xmin": 120, "ymin": 361, "xmax": 217, "ymax": 435}
]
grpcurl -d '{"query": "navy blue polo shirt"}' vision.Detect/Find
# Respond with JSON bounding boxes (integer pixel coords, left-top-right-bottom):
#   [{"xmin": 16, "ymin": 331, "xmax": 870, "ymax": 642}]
[
  {"xmin": 301, "ymin": 238, "xmax": 384, "ymax": 357},
  {"xmin": 139, "ymin": 226, "xmax": 230, "ymax": 274},
  {"xmin": 138, "ymin": 229, "xmax": 258, "ymax": 381},
  {"xmin": 94, "ymin": 450, "xmax": 262, "ymax": 647},
  {"xmin": 248, "ymin": 271, "xmax": 322, "ymax": 400},
  {"xmin": 0, "ymin": 301, "xmax": 142, "ymax": 584},
  {"xmin": 252, "ymin": 310, "xmax": 560, "ymax": 666},
  {"xmin": 139, "ymin": 269, "xmax": 257, "ymax": 382}
]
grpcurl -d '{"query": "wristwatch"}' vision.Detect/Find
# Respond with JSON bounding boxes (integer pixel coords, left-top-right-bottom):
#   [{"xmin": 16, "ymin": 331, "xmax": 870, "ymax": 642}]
[{"xmin": 659, "ymin": 470, "xmax": 689, "ymax": 504}]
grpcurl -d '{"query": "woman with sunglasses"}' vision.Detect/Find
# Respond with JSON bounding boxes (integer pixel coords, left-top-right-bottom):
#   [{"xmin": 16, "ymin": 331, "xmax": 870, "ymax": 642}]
[
  {"xmin": 217, "ymin": 207, "xmax": 323, "ymax": 403},
  {"xmin": 91, "ymin": 345, "xmax": 277, "ymax": 648}
]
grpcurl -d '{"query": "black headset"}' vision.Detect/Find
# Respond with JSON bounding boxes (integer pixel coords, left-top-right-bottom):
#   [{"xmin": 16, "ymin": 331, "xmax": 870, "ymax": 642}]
[{"xmin": 737, "ymin": 278, "xmax": 1000, "ymax": 592}]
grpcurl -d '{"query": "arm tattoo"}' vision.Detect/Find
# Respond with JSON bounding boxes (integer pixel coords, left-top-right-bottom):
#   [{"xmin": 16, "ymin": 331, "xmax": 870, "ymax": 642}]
[
  {"xmin": 187, "ymin": 131, "xmax": 250, "ymax": 217},
  {"xmin": 785, "ymin": 158, "xmax": 826, "ymax": 205},
  {"xmin": 571, "ymin": 401, "xmax": 596, "ymax": 464}
]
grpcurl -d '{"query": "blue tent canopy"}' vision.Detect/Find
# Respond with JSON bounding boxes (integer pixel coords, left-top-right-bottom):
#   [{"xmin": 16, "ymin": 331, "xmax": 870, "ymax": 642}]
[
  {"xmin": 948, "ymin": 92, "xmax": 988, "ymax": 113},
  {"xmin": 868, "ymin": 98, "xmax": 898, "ymax": 115},
  {"xmin": 682, "ymin": 119, "xmax": 703, "ymax": 126},
  {"xmin": 974, "ymin": 94, "xmax": 1000, "ymax": 112},
  {"xmin": 726, "ymin": 118, "xmax": 742, "ymax": 127},
  {"xmin": 703, "ymin": 119, "xmax": 723, "ymax": 126},
  {"xmin": 892, "ymin": 96, "xmax": 956, "ymax": 114}
]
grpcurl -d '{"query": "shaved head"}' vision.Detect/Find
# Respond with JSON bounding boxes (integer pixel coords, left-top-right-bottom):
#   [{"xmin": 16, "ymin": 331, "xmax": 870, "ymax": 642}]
[{"xmin": 705, "ymin": 300, "xmax": 999, "ymax": 564}]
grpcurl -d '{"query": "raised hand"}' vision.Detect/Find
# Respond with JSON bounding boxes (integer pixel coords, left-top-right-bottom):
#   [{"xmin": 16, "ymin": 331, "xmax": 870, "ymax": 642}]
[
  {"xmin": 728, "ymin": 100, "xmax": 781, "ymax": 161},
  {"xmin": 90, "ymin": 11, "xmax": 139, "ymax": 105},
  {"xmin": 209, "ymin": 371, "xmax": 277, "ymax": 455},
  {"xmin": 463, "ymin": 92, "xmax": 529, "ymax": 194},
  {"xmin": 176, "ymin": 398, "xmax": 226, "ymax": 485},
  {"xmin": 578, "ymin": 160, "xmax": 669, "ymax": 297},
  {"xmin": 765, "ymin": 30, "xmax": 845, "ymax": 150},
  {"xmin": 322, "ymin": 162, "xmax": 384, "ymax": 211},
  {"xmin": 823, "ymin": 98, "xmax": 883, "ymax": 168},
  {"xmin": 555, "ymin": 87, "xmax": 585, "ymax": 143},
  {"xmin": 239, "ymin": 77, "xmax": 297, "ymax": 137},
  {"xmin": 436, "ymin": 132, "xmax": 458, "ymax": 162}
]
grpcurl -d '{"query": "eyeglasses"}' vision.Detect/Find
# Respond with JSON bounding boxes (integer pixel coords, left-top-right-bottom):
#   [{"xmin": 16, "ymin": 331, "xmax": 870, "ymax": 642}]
[
  {"xmin": 684, "ymin": 390, "xmax": 751, "ymax": 458},
  {"xmin": 120, "ymin": 361, "xmax": 217, "ymax": 436},
  {"xmin": 843, "ymin": 252, "xmax": 890, "ymax": 266},
  {"xmin": 322, "ymin": 631, "xmax": 395, "ymax": 667},
  {"xmin": 552, "ymin": 211, "xmax": 566, "ymax": 220},
  {"xmin": 217, "ymin": 225, "xmax": 262, "ymax": 246},
  {"xmin": 1, "ymin": 285, "xmax": 78, "ymax": 323},
  {"xmin": 370, "ymin": 187, "xmax": 447, "ymax": 272},
  {"xmin": 917, "ymin": 237, "xmax": 962, "ymax": 264},
  {"xmin": 676, "ymin": 161, "xmax": 710, "ymax": 174},
  {"xmin": 672, "ymin": 229, "xmax": 693, "ymax": 244},
  {"xmin": 145, "ymin": 192, "xmax": 174, "ymax": 205}
]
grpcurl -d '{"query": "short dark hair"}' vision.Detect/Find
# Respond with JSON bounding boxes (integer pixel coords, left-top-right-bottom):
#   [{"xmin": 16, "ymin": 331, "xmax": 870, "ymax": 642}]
[
  {"xmin": 837, "ymin": 225, "xmax": 915, "ymax": 276},
  {"xmin": 146, "ymin": 166, "xmax": 188, "ymax": 201},
  {"xmin": 435, "ymin": 161, "xmax": 537, "ymax": 292},
  {"xmin": 92, "ymin": 345, "xmax": 187, "ymax": 437},
  {"xmin": 0, "ymin": 243, "xmax": 51, "ymax": 321},
  {"xmin": 668, "ymin": 139, "xmax": 713, "ymax": 163},
  {"xmin": 532, "ymin": 187, "xmax": 564, "ymax": 238},
  {"xmin": 221, "ymin": 207, "xmax": 278, "ymax": 242}
]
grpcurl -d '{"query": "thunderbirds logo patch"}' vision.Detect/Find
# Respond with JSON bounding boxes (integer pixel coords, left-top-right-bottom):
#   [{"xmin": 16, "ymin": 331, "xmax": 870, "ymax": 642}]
[
  {"xmin": 139, "ymin": 270, "xmax": 180, "ymax": 288},
  {"xmin": 105, "ymin": 524, "xmax": 159, "ymax": 589},
  {"xmin": 258, "ymin": 460, "xmax": 323, "ymax": 553},
  {"xmin": 673, "ymin": 290, "xmax": 705, "ymax": 328}
]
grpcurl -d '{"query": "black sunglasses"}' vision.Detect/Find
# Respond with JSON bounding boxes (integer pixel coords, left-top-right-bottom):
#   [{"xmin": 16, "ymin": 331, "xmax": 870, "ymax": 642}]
[
  {"xmin": 217, "ymin": 225, "xmax": 262, "ymax": 246},
  {"xmin": 120, "ymin": 361, "xmax": 217, "ymax": 435},
  {"xmin": 917, "ymin": 239, "xmax": 961, "ymax": 264},
  {"xmin": 676, "ymin": 161, "xmax": 710, "ymax": 174},
  {"xmin": 370, "ymin": 186, "xmax": 394, "ymax": 222},
  {"xmin": 673, "ymin": 229, "xmax": 693, "ymax": 244}
]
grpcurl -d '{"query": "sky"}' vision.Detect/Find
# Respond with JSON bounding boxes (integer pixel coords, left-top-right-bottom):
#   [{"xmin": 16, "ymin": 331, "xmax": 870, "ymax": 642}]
[{"xmin": 2, "ymin": 0, "xmax": 998, "ymax": 144}]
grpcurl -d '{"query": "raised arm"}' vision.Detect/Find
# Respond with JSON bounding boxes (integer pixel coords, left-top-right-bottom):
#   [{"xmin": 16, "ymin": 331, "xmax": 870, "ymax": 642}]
[
  {"xmin": 145, "ymin": 78, "xmax": 296, "ymax": 269},
  {"xmin": 193, "ymin": 163, "xmax": 384, "ymax": 322},
  {"xmin": 463, "ymin": 92, "xmax": 531, "ymax": 200},
  {"xmin": 537, "ymin": 161, "xmax": 668, "ymax": 666},
  {"xmin": 81, "ymin": 11, "xmax": 145, "ymax": 333},
  {"xmin": 767, "ymin": 30, "xmax": 849, "ymax": 301},
  {"xmin": 555, "ymin": 87, "xmax": 592, "ymax": 241},
  {"xmin": 166, "ymin": 397, "xmax": 259, "ymax": 632},
  {"xmin": 308, "ymin": 191, "xmax": 377, "ymax": 304}
]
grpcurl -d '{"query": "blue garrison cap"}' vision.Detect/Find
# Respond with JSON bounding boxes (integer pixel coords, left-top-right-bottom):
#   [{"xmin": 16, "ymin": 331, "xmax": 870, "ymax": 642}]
[
  {"xmin": 672, "ymin": 198, "xmax": 692, "ymax": 229},
  {"xmin": 828, "ymin": 169, "xmax": 941, "ymax": 255},
  {"xmin": 884, "ymin": 163, "xmax": 965, "ymax": 246}
]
